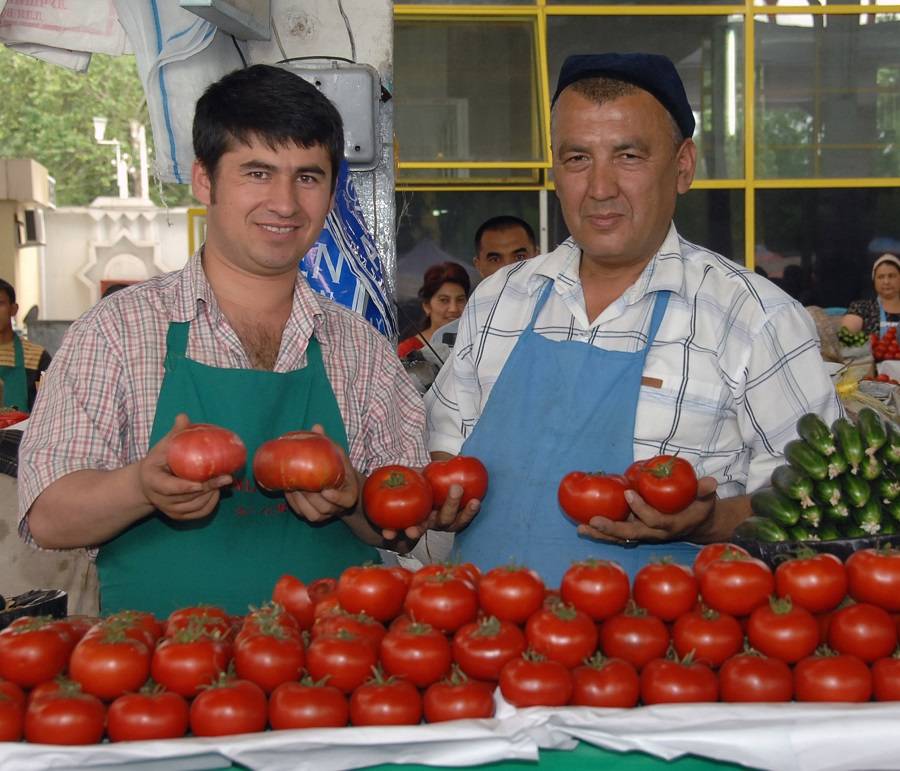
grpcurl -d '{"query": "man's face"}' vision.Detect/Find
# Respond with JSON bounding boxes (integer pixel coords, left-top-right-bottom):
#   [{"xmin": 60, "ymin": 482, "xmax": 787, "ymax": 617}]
[
  {"xmin": 552, "ymin": 88, "xmax": 696, "ymax": 269},
  {"xmin": 474, "ymin": 226, "xmax": 537, "ymax": 278},
  {"xmin": 0, "ymin": 291, "xmax": 17, "ymax": 334},
  {"xmin": 191, "ymin": 136, "xmax": 334, "ymax": 277}
]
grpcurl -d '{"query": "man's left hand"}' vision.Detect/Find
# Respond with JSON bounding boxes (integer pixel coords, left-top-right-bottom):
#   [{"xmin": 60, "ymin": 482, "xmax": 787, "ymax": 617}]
[
  {"xmin": 578, "ymin": 476, "xmax": 718, "ymax": 544},
  {"xmin": 284, "ymin": 425, "xmax": 359, "ymax": 522}
]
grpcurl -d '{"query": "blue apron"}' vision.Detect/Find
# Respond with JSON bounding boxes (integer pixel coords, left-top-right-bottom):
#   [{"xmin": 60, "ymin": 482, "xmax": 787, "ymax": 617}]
[{"xmin": 456, "ymin": 280, "xmax": 700, "ymax": 586}]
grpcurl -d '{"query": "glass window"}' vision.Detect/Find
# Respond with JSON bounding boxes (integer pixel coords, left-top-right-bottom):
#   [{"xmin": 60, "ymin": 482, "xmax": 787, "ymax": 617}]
[
  {"xmin": 755, "ymin": 14, "xmax": 900, "ymax": 178},
  {"xmin": 550, "ymin": 0, "xmax": 729, "ymax": 4},
  {"xmin": 547, "ymin": 15, "xmax": 744, "ymax": 179}
]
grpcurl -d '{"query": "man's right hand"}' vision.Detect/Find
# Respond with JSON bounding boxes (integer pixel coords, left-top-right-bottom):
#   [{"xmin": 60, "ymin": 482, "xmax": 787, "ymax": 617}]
[{"xmin": 137, "ymin": 413, "xmax": 233, "ymax": 520}]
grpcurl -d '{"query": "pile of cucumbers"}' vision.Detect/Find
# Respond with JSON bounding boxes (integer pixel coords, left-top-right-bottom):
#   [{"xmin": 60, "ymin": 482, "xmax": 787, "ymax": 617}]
[
  {"xmin": 743, "ymin": 408, "xmax": 900, "ymax": 542},
  {"xmin": 837, "ymin": 326, "xmax": 869, "ymax": 348}
]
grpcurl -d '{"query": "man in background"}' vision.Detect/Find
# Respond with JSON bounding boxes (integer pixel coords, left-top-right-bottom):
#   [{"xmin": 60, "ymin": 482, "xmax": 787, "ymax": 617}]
[
  {"xmin": 473, "ymin": 216, "xmax": 538, "ymax": 279},
  {"xmin": 0, "ymin": 278, "xmax": 51, "ymax": 411}
]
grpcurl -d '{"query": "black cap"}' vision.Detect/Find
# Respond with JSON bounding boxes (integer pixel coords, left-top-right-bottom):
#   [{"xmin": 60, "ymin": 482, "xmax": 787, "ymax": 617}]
[{"xmin": 552, "ymin": 52, "xmax": 695, "ymax": 139}]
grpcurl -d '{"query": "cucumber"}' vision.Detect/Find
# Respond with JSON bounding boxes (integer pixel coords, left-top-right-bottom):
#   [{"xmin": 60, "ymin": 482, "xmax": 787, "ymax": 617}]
[
  {"xmin": 771, "ymin": 465, "xmax": 815, "ymax": 508},
  {"xmin": 877, "ymin": 476, "xmax": 900, "ymax": 503},
  {"xmin": 857, "ymin": 407, "xmax": 888, "ymax": 457},
  {"xmin": 799, "ymin": 503, "xmax": 823, "ymax": 529},
  {"xmin": 860, "ymin": 455, "xmax": 883, "ymax": 482},
  {"xmin": 881, "ymin": 423, "xmax": 900, "ymax": 465},
  {"xmin": 842, "ymin": 522, "xmax": 868, "ymax": 539},
  {"xmin": 852, "ymin": 498, "xmax": 883, "ymax": 535},
  {"xmin": 885, "ymin": 498, "xmax": 900, "ymax": 524},
  {"xmin": 734, "ymin": 516, "xmax": 790, "ymax": 543},
  {"xmin": 826, "ymin": 452, "xmax": 849, "ymax": 479},
  {"xmin": 881, "ymin": 519, "xmax": 897, "ymax": 536},
  {"xmin": 797, "ymin": 413, "xmax": 837, "ymax": 457},
  {"xmin": 750, "ymin": 488, "xmax": 802, "ymax": 527},
  {"xmin": 789, "ymin": 524, "xmax": 819, "ymax": 542},
  {"xmin": 843, "ymin": 474, "xmax": 871, "ymax": 508},
  {"xmin": 817, "ymin": 522, "xmax": 843, "ymax": 541},
  {"xmin": 832, "ymin": 418, "xmax": 865, "ymax": 474},
  {"xmin": 814, "ymin": 478, "xmax": 843, "ymax": 507},
  {"xmin": 784, "ymin": 440, "xmax": 829, "ymax": 482},
  {"xmin": 824, "ymin": 501, "xmax": 852, "ymax": 522}
]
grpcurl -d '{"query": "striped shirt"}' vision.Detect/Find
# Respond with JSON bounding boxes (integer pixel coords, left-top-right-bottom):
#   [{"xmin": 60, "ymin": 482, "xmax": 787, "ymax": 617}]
[
  {"xmin": 19, "ymin": 251, "xmax": 428, "ymax": 543},
  {"xmin": 426, "ymin": 225, "xmax": 843, "ymax": 498}
]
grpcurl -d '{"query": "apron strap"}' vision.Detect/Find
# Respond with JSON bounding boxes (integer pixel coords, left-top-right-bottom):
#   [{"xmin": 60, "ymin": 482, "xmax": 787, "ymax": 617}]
[{"xmin": 163, "ymin": 321, "xmax": 190, "ymax": 370}]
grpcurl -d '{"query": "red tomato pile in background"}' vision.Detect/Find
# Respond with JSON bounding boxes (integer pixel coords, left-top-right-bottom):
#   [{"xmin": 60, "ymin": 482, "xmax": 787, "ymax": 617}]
[
  {"xmin": 871, "ymin": 327, "xmax": 900, "ymax": 362},
  {"xmin": 0, "ymin": 409, "xmax": 28, "ymax": 430},
  {"xmin": 3, "ymin": 545, "xmax": 900, "ymax": 745}
]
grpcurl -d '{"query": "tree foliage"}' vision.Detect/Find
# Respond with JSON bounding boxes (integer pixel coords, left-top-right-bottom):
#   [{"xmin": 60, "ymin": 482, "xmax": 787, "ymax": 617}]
[{"xmin": 0, "ymin": 46, "xmax": 193, "ymax": 206}]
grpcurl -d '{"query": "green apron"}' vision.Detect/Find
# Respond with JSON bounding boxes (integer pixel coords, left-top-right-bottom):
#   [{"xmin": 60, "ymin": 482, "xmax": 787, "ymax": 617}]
[
  {"xmin": 96, "ymin": 320, "xmax": 377, "ymax": 617},
  {"xmin": 0, "ymin": 334, "xmax": 28, "ymax": 410}
]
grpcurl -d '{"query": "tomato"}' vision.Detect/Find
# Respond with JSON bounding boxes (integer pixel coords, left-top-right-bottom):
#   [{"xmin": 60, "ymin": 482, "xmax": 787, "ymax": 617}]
[
  {"xmin": 873, "ymin": 654, "xmax": 900, "ymax": 701},
  {"xmin": 672, "ymin": 607, "xmax": 743, "ymax": 668},
  {"xmin": 629, "ymin": 455, "xmax": 698, "ymax": 514},
  {"xmin": 827, "ymin": 602, "xmax": 897, "ymax": 663},
  {"xmin": 101, "ymin": 611, "xmax": 163, "ymax": 648},
  {"xmin": 388, "ymin": 565, "xmax": 414, "ymax": 590},
  {"xmin": 190, "ymin": 676, "xmax": 268, "ymax": 737},
  {"xmin": 599, "ymin": 606, "xmax": 670, "ymax": 671},
  {"xmin": 363, "ymin": 465, "xmax": 433, "ymax": 530},
  {"xmin": 0, "ymin": 693, "xmax": 23, "ymax": 742},
  {"xmin": 692, "ymin": 544, "xmax": 750, "ymax": 579},
  {"xmin": 306, "ymin": 631, "xmax": 378, "ymax": 693},
  {"xmin": 234, "ymin": 629, "xmax": 305, "ymax": 694},
  {"xmin": 0, "ymin": 679, "xmax": 25, "ymax": 710},
  {"xmin": 846, "ymin": 547, "xmax": 900, "ymax": 612},
  {"xmin": 525, "ymin": 601, "xmax": 598, "ymax": 669},
  {"xmin": 718, "ymin": 653, "xmax": 793, "ymax": 702},
  {"xmin": 236, "ymin": 603, "xmax": 301, "ymax": 644},
  {"xmin": 478, "ymin": 565, "xmax": 545, "ymax": 625},
  {"xmin": 165, "ymin": 605, "xmax": 231, "ymax": 638},
  {"xmin": 423, "ymin": 455, "xmax": 489, "ymax": 507},
  {"xmin": 452, "ymin": 616, "xmax": 526, "ymax": 682},
  {"xmin": 269, "ymin": 678, "xmax": 349, "ymax": 729},
  {"xmin": 699, "ymin": 553, "xmax": 773, "ymax": 617},
  {"xmin": 404, "ymin": 575, "xmax": 479, "ymax": 633},
  {"xmin": 308, "ymin": 576, "xmax": 338, "ymax": 606},
  {"xmin": 337, "ymin": 564, "xmax": 408, "ymax": 623},
  {"xmin": 775, "ymin": 551, "xmax": 847, "ymax": 614},
  {"xmin": 272, "ymin": 574, "xmax": 315, "ymax": 630},
  {"xmin": 423, "ymin": 669, "xmax": 495, "ymax": 722},
  {"xmin": 69, "ymin": 629, "xmax": 152, "ymax": 701},
  {"xmin": 24, "ymin": 683, "xmax": 106, "ymax": 745},
  {"xmin": 0, "ymin": 409, "xmax": 28, "ymax": 428},
  {"xmin": 640, "ymin": 656, "xmax": 718, "ymax": 704},
  {"xmin": 166, "ymin": 423, "xmax": 246, "ymax": 482},
  {"xmin": 107, "ymin": 688, "xmax": 189, "ymax": 741},
  {"xmin": 312, "ymin": 610, "xmax": 385, "ymax": 651},
  {"xmin": 633, "ymin": 561, "xmax": 698, "ymax": 621},
  {"xmin": 557, "ymin": 471, "xmax": 631, "ymax": 524},
  {"xmin": 253, "ymin": 430, "xmax": 345, "ymax": 491},
  {"xmin": 0, "ymin": 616, "xmax": 71, "ymax": 688},
  {"xmin": 499, "ymin": 653, "xmax": 573, "ymax": 707},
  {"xmin": 746, "ymin": 596, "xmax": 819, "ymax": 664},
  {"xmin": 570, "ymin": 653, "xmax": 640, "ymax": 708},
  {"xmin": 349, "ymin": 671, "xmax": 423, "ymax": 726},
  {"xmin": 150, "ymin": 633, "xmax": 231, "ymax": 698},
  {"xmin": 412, "ymin": 563, "xmax": 479, "ymax": 588},
  {"xmin": 380, "ymin": 622, "xmax": 452, "ymax": 687},
  {"xmin": 560, "ymin": 560, "xmax": 630, "ymax": 621},
  {"xmin": 794, "ymin": 652, "xmax": 872, "ymax": 702}
]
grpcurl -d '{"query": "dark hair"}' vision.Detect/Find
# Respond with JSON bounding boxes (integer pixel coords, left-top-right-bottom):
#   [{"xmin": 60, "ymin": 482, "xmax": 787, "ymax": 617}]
[
  {"xmin": 0, "ymin": 279, "xmax": 14, "ymax": 305},
  {"xmin": 193, "ymin": 64, "xmax": 344, "ymax": 191},
  {"xmin": 418, "ymin": 262, "xmax": 471, "ymax": 303},
  {"xmin": 474, "ymin": 216, "xmax": 536, "ymax": 253},
  {"xmin": 101, "ymin": 283, "xmax": 131, "ymax": 299}
]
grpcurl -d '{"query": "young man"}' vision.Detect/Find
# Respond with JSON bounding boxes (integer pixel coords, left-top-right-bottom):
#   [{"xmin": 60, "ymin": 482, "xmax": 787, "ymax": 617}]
[
  {"xmin": 18, "ymin": 65, "xmax": 439, "ymax": 616},
  {"xmin": 0, "ymin": 279, "xmax": 51, "ymax": 411},
  {"xmin": 473, "ymin": 216, "xmax": 538, "ymax": 279}
]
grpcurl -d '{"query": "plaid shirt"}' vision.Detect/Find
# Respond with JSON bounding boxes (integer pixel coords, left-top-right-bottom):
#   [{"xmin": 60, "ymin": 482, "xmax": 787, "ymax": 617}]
[
  {"xmin": 426, "ymin": 225, "xmax": 843, "ymax": 498},
  {"xmin": 19, "ymin": 251, "xmax": 428, "ymax": 544}
]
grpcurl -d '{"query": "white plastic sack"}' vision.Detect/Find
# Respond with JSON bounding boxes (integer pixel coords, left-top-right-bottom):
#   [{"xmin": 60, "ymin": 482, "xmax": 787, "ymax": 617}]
[{"xmin": 0, "ymin": 0, "xmax": 128, "ymax": 56}]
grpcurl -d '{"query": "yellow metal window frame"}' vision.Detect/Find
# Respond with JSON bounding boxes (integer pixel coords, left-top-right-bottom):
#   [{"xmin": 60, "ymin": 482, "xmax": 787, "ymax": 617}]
[{"xmin": 395, "ymin": 1, "xmax": 900, "ymax": 268}]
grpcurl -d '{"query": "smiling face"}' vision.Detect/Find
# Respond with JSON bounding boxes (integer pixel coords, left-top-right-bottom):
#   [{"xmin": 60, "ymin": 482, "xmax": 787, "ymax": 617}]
[
  {"xmin": 551, "ymin": 88, "xmax": 696, "ymax": 271},
  {"xmin": 191, "ymin": 134, "xmax": 334, "ymax": 277},
  {"xmin": 423, "ymin": 281, "xmax": 468, "ymax": 331},
  {"xmin": 875, "ymin": 263, "xmax": 900, "ymax": 301}
]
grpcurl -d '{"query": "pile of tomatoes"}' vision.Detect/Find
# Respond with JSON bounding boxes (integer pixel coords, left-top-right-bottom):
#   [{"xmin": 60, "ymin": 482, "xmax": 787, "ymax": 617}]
[
  {"xmin": 0, "ymin": 409, "xmax": 28, "ymax": 430},
  {"xmin": 2, "ymin": 545, "xmax": 900, "ymax": 747},
  {"xmin": 870, "ymin": 327, "xmax": 900, "ymax": 362}
]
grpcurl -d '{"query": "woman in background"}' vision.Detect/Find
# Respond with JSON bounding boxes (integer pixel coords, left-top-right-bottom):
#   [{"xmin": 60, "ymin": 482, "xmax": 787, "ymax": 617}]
[
  {"xmin": 398, "ymin": 262, "xmax": 470, "ymax": 358},
  {"xmin": 842, "ymin": 253, "xmax": 900, "ymax": 335}
]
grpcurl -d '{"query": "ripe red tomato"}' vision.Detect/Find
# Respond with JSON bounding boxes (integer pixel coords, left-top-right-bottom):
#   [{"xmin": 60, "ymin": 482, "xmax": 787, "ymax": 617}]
[
  {"xmin": 699, "ymin": 554, "xmax": 774, "ymax": 617},
  {"xmin": 166, "ymin": 423, "xmax": 246, "ymax": 481},
  {"xmin": 633, "ymin": 561, "xmax": 698, "ymax": 621},
  {"xmin": 599, "ymin": 607, "xmax": 670, "ymax": 671},
  {"xmin": 872, "ymin": 655, "xmax": 900, "ymax": 701},
  {"xmin": 150, "ymin": 634, "xmax": 231, "ymax": 698},
  {"xmin": 107, "ymin": 689, "xmax": 190, "ymax": 741},
  {"xmin": 499, "ymin": 654, "xmax": 573, "ymax": 707},
  {"xmin": 423, "ymin": 671, "xmax": 495, "ymax": 722},
  {"xmin": 165, "ymin": 605, "xmax": 231, "ymax": 638},
  {"xmin": 525, "ymin": 601, "xmax": 598, "ymax": 670},
  {"xmin": 827, "ymin": 602, "xmax": 897, "ymax": 663},
  {"xmin": 0, "ymin": 616, "xmax": 71, "ymax": 688},
  {"xmin": 363, "ymin": 465, "xmax": 433, "ymax": 530},
  {"xmin": 24, "ymin": 685, "xmax": 106, "ymax": 745},
  {"xmin": 101, "ymin": 611, "xmax": 163, "ymax": 648},
  {"xmin": 0, "ymin": 409, "xmax": 28, "ymax": 429},
  {"xmin": 423, "ymin": 455, "xmax": 489, "ymax": 507},
  {"xmin": 272, "ymin": 574, "xmax": 315, "ymax": 630},
  {"xmin": 640, "ymin": 656, "xmax": 718, "ymax": 704},
  {"xmin": 380, "ymin": 622, "xmax": 452, "ymax": 688},
  {"xmin": 190, "ymin": 677, "xmax": 267, "ymax": 737},
  {"xmin": 794, "ymin": 653, "xmax": 872, "ymax": 702},
  {"xmin": 337, "ymin": 564, "xmax": 408, "ymax": 623},
  {"xmin": 69, "ymin": 630, "xmax": 152, "ymax": 701},
  {"xmin": 845, "ymin": 548, "xmax": 900, "ymax": 612},
  {"xmin": 629, "ymin": 455, "xmax": 698, "ymax": 514},
  {"xmin": 0, "ymin": 679, "xmax": 25, "ymax": 710},
  {"xmin": 233, "ymin": 630, "xmax": 305, "ymax": 694},
  {"xmin": 306, "ymin": 631, "xmax": 378, "ymax": 694},
  {"xmin": 253, "ymin": 430, "xmax": 345, "ymax": 491},
  {"xmin": 269, "ymin": 679, "xmax": 349, "ymax": 729},
  {"xmin": 557, "ymin": 471, "xmax": 631, "ymax": 524},
  {"xmin": 312, "ymin": 610, "xmax": 385, "ymax": 651},
  {"xmin": 404, "ymin": 575, "xmax": 479, "ymax": 633},
  {"xmin": 411, "ymin": 563, "xmax": 479, "ymax": 588},
  {"xmin": 718, "ymin": 653, "xmax": 793, "ymax": 702},
  {"xmin": 560, "ymin": 559, "xmax": 630, "ymax": 621},
  {"xmin": 0, "ymin": 693, "xmax": 23, "ymax": 742},
  {"xmin": 570, "ymin": 654, "xmax": 640, "ymax": 708},
  {"xmin": 478, "ymin": 565, "xmax": 545, "ymax": 625},
  {"xmin": 747, "ymin": 597, "xmax": 819, "ymax": 664},
  {"xmin": 692, "ymin": 543, "xmax": 750, "ymax": 579},
  {"xmin": 775, "ymin": 551, "xmax": 847, "ymax": 614},
  {"xmin": 452, "ymin": 616, "xmax": 526, "ymax": 682},
  {"xmin": 672, "ymin": 607, "xmax": 743, "ymax": 668},
  {"xmin": 349, "ymin": 672, "xmax": 422, "ymax": 726}
]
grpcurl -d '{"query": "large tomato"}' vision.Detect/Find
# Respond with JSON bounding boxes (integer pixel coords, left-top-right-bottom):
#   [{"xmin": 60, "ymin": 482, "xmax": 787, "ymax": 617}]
[
  {"xmin": 166, "ymin": 423, "xmax": 246, "ymax": 482},
  {"xmin": 570, "ymin": 654, "xmax": 640, "ymax": 708},
  {"xmin": 640, "ymin": 656, "xmax": 718, "ymax": 704},
  {"xmin": 423, "ymin": 669, "xmax": 495, "ymax": 722},
  {"xmin": 718, "ymin": 653, "xmax": 793, "ymax": 702},
  {"xmin": 165, "ymin": 605, "xmax": 231, "ymax": 638},
  {"xmin": 775, "ymin": 551, "xmax": 847, "ymax": 614},
  {"xmin": 525, "ymin": 601, "xmax": 598, "ymax": 669},
  {"xmin": 69, "ymin": 629, "xmax": 152, "ymax": 700},
  {"xmin": 794, "ymin": 652, "xmax": 872, "ymax": 702},
  {"xmin": 599, "ymin": 606, "xmax": 670, "ymax": 671},
  {"xmin": 746, "ymin": 596, "xmax": 819, "ymax": 664},
  {"xmin": 560, "ymin": 560, "xmax": 630, "ymax": 621},
  {"xmin": 306, "ymin": 631, "xmax": 378, "ymax": 694},
  {"xmin": 312, "ymin": 610, "xmax": 386, "ymax": 651},
  {"xmin": 872, "ymin": 654, "xmax": 900, "ymax": 701},
  {"xmin": 272, "ymin": 574, "xmax": 315, "ymax": 630},
  {"xmin": 557, "ymin": 472, "xmax": 631, "ymax": 524},
  {"xmin": 411, "ymin": 563, "xmax": 480, "ymax": 588},
  {"xmin": 499, "ymin": 653, "xmax": 573, "ymax": 707},
  {"xmin": 845, "ymin": 547, "xmax": 900, "ymax": 612},
  {"xmin": 633, "ymin": 561, "xmax": 698, "ymax": 621},
  {"xmin": 253, "ymin": 430, "xmax": 345, "ymax": 491},
  {"xmin": 628, "ymin": 456, "xmax": 698, "ymax": 514},
  {"xmin": 478, "ymin": 565, "xmax": 544, "ymax": 625},
  {"xmin": 269, "ymin": 678, "xmax": 349, "ymax": 729},
  {"xmin": 827, "ymin": 602, "xmax": 897, "ymax": 663},
  {"xmin": 107, "ymin": 688, "xmax": 190, "ymax": 741},
  {"xmin": 150, "ymin": 633, "xmax": 231, "ymax": 698},
  {"xmin": 0, "ymin": 616, "xmax": 71, "ymax": 688},
  {"xmin": 0, "ymin": 693, "xmax": 23, "ymax": 742},
  {"xmin": 233, "ymin": 629, "xmax": 305, "ymax": 694},
  {"xmin": 337, "ymin": 564, "xmax": 408, "ymax": 623},
  {"xmin": 380, "ymin": 622, "xmax": 452, "ymax": 688},
  {"xmin": 404, "ymin": 575, "xmax": 479, "ymax": 633},
  {"xmin": 24, "ymin": 683, "xmax": 106, "ymax": 745},
  {"xmin": 692, "ymin": 544, "xmax": 750, "ymax": 579},
  {"xmin": 349, "ymin": 670, "xmax": 423, "ymax": 726},
  {"xmin": 190, "ymin": 676, "xmax": 268, "ymax": 737},
  {"xmin": 452, "ymin": 616, "xmax": 526, "ymax": 682},
  {"xmin": 672, "ymin": 607, "xmax": 743, "ymax": 668},
  {"xmin": 363, "ymin": 465, "xmax": 433, "ymax": 530},
  {"xmin": 699, "ymin": 553, "xmax": 774, "ymax": 617},
  {"xmin": 423, "ymin": 455, "xmax": 488, "ymax": 507}
]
